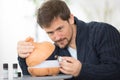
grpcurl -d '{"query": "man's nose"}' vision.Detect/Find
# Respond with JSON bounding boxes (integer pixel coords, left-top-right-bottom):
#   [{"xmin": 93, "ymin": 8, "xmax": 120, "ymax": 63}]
[{"xmin": 54, "ymin": 32, "xmax": 61, "ymax": 41}]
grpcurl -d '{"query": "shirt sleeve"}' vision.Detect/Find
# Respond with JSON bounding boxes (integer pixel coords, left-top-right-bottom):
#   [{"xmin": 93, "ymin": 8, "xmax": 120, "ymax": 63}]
[{"xmin": 18, "ymin": 56, "xmax": 30, "ymax": 75}]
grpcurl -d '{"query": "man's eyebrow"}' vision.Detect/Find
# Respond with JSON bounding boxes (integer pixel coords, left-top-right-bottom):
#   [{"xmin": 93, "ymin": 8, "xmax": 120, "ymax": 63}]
[
  {"xmin": 46, "ymin": 31, "xmax": 53, "ymax": 34},
  {"xmin": 46, "ymin": 25, "xmax": 63, "ymax": 33},
  {"xmin": 56, "ymin": 26, "xmax": 63, "ymax": 30}
]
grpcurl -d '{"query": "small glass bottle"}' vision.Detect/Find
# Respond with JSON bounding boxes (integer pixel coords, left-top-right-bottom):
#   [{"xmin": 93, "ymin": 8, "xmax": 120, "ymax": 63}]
[
  {"xmin": 3, "ymin": 63, "xmax": 8, "ymax": 79},
  {"xmin": 13, "ymin": 63, "xmax": 18, "ymax": 78}
]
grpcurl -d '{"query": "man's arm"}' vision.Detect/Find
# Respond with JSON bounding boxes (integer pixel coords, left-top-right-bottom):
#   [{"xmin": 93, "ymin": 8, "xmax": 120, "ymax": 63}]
[{"xmin": 18, "ymin": 57, "xmax": 30, "ymax": 75}]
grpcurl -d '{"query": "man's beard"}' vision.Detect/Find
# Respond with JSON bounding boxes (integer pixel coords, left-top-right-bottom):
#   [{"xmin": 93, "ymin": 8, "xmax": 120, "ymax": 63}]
[{"xmin": 54, "ymin": 37, "xmax": 71, "ymax": 49}]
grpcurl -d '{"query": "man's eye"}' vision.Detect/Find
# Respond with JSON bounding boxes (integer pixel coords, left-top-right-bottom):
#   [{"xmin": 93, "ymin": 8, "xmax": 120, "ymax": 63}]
[
  {"xmin": 47, "ymin": 32, "xmax": 53, "ymax": 35},
  {"xmin": 57, "ymin": 26, "xmax": 63, "ymax": 31}
]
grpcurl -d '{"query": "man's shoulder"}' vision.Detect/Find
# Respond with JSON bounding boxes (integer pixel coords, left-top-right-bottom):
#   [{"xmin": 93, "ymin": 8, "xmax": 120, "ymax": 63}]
[
  {"xmin": 87, "ymin": 21, "xmax": 104, "ymax": 29},
  {"xmin": 87, "ymin": 21, "xmax": 116, "ymax": 30},
  {"xmin": 86, "ymin": 21, "xmax": 118, "ymax": 33}
]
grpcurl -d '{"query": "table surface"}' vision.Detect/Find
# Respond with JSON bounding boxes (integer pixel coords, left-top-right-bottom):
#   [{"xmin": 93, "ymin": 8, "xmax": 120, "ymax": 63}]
[{"xmin": 2, "ymin": 74, "xmax": 72, "ymax": 80}]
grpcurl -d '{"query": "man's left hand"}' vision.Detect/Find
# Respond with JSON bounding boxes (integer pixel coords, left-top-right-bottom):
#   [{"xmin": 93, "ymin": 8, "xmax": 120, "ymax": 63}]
[{"xmin": 59, "ymin": 56, "xmax": 82, "ymax": 77}]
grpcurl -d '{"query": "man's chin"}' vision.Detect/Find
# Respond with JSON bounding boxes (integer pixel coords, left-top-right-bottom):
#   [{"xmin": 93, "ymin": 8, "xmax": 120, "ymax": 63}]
[
  {"xmin": 56, "ymin": 44, "xmax": 67, "ymax": 49},
  {"xmin": 59, "ymin": 46, "xmax": 66, "ymax": 49}
]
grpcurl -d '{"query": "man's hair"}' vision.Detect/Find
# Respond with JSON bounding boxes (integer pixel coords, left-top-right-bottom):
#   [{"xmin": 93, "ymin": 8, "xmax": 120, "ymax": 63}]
[{"xmin": 37, "ymin": 0, "xmax": 71, "ymax": 28}]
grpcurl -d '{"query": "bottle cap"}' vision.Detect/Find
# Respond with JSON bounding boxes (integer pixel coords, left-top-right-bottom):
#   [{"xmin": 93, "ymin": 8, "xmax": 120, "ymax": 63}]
[
  {"xmin": 13, "ymin": 63, "xmax": 17, "ymax": 68},
  {"xmin": 18, "ymin": 72, "xmax": 21, "ymax": 77},
  {"xmin": 3, "ymin": 63, "xmax": 8, "ymax": 69}
]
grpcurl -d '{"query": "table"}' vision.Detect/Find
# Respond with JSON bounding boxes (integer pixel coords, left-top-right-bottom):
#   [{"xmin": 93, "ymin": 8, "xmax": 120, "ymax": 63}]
[
  {"xmin": 2, "ymin": 74, "xmax": 72, "ymax": 80},
  {"xmin": 22, "ymin": 74, "xmax": 72, "ymax": 80}
]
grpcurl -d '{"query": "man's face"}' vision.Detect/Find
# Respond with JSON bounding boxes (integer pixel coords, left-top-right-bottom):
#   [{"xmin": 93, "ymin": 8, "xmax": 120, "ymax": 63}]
[{"xmin": 43, "ymin": 16, "xmax": 74, "ymax": 48}]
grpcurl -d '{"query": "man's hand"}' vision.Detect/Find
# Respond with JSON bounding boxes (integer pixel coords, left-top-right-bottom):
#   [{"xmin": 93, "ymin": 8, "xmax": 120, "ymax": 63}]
[
  {"xmin": 17, "ymin": 41, "xmax": 34, "ymax": 58},
  {"xmin": 59, "ymin": 57, "xmax": 82, "ymax": 77}
]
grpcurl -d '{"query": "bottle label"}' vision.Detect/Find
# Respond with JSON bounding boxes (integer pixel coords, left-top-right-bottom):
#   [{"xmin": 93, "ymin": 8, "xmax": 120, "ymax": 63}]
[
  {"xmin": 13, "ymin": 69, "xmax": 18, "ymax": 78},
  {"xmin": 3, "ymin": 69, "xmax": 8, "ymax": 79}
]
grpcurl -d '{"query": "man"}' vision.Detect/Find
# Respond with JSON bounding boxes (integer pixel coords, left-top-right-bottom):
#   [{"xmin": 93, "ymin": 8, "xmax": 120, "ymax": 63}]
[{"xmin": 17, "ymin": 0, "xmax": 120, "ymax": 80}]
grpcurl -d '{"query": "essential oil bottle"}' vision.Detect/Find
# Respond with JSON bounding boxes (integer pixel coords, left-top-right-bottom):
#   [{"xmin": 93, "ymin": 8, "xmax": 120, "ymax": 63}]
[
  {"xmin": 3, "ymin": 63, "xmax": 8, "ymax": 79},
  {"xmin": 13, "ymin": 63, "xmax": 18, "ymax": 78}
]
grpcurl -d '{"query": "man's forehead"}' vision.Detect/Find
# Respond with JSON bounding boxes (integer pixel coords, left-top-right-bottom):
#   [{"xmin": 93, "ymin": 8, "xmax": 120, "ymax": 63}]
[
  {"xmin": 43, "ymin": 25, "xmax": 62, "ymax": 33},
  {"xmin": 43, "ymin": 17, "xmax": 65, "ymax": 31}
]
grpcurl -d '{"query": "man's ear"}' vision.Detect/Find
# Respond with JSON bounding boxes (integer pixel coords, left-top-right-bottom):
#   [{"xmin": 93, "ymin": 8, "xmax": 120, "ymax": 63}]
[{"xmin": 68, "ymin": 14, "xmax": 74, "ymax": 25}]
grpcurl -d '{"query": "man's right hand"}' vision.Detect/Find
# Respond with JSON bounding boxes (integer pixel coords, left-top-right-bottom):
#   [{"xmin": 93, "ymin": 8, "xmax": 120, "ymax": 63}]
[{"xmin": 17, "ymin": 40, "xmax": 34, "ymax": 58}]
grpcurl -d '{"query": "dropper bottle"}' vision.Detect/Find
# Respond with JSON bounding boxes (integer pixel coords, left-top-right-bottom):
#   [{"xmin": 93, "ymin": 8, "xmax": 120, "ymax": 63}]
[
  {"xmin": 13, "ymin": 63, "xmax": 18, "ymax": 78},
  {"xmin": 3, "ymin": 63, "xmax": 8, "ymax": 79}
]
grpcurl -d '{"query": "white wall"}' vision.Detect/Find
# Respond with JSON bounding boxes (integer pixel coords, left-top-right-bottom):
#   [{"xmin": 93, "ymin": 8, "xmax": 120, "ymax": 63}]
[{"xmin": 69, "ymin": 0, "xmax": 120, "ymax": 30}]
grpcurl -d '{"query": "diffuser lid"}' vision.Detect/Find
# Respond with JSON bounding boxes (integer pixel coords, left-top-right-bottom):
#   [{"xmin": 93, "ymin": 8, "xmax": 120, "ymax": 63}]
[{"xmin": 25, "ymin": 37, "xmax": 55, "ymax": 67}]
